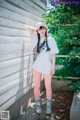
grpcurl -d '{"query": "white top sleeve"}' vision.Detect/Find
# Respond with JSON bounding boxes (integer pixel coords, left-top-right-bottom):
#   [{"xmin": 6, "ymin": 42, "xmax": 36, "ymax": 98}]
[{"xmin": 48, "ymin": 36, "xmax": 59, "ymax": 55}]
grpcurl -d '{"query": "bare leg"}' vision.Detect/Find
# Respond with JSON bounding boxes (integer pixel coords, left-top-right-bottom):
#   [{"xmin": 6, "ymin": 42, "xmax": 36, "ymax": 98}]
[
  {"xmin": 43, "ymin": 73, "xmax": 52, "ymax": 99},
  {"xmin": 43, "ymin": 73, "xmax": 52, "ymax": 114},
  {"xmin": 32, "ymin": 69, "xmax": 42, "ymax": 99}
]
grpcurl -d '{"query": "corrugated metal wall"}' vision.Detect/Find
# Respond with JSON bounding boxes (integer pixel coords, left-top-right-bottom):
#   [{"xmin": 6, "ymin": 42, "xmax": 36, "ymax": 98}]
[{"xmin": 0, "ymin": 0, "xmax": 46, "ymax": 111}]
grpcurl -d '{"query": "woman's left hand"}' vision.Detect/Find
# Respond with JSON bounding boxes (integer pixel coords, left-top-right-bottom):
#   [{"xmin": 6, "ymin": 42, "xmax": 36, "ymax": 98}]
[{"xmin": 50, "ymin": 67, "xmax": 55, "ymax": 76}]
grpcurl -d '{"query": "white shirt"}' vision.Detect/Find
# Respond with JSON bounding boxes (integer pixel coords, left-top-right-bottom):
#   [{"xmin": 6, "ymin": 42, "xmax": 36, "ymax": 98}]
[{"xmin": 32, "ymin": 32, "xmax": 59, "ymax": 74}]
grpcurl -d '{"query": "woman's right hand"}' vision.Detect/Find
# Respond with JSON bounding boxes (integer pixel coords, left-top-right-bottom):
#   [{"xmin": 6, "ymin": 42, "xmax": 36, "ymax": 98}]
[
  {"xmin": 27, "ymin": 26, "xmax": 37, "ymax": 32},
  {"xmin": 27, "ymin": 26, "xmax": 37, "ymax": 38}
]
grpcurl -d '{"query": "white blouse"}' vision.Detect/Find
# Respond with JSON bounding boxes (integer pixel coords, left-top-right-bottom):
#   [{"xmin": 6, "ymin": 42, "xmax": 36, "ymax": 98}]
[{"xmin": 32, "ymin": 32, "xmax": 59, "ymax": 74}]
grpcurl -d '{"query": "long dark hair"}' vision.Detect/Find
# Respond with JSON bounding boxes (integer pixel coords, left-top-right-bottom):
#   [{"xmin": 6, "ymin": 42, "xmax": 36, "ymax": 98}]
[{"xmin": 37, "ymin": 31, "xmax": 50, "ymax": 53}]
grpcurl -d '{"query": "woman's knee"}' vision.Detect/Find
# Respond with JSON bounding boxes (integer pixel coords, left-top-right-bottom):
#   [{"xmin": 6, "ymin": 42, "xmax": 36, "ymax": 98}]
[{"xmin": 43, "ymin": 75, "xmax": 52, "ymax": 90}]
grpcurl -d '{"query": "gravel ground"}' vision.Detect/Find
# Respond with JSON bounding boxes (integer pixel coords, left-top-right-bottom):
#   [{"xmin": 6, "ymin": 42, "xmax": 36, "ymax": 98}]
[{"xmin": 17, "ymin": 90, "xmax": 74, "ymax": 120}]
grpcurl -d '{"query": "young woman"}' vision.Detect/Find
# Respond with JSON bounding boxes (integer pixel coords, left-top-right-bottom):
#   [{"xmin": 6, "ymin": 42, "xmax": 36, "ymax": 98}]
[{"xmin": 28, "ymin": 22, "xmax": 59, "ymax": 114}]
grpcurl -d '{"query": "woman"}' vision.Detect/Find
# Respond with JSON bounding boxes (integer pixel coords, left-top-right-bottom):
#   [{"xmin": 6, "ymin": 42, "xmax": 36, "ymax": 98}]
[{"xmin": 28, "ymin": 22, "xmax": 59, "ymax": 114}]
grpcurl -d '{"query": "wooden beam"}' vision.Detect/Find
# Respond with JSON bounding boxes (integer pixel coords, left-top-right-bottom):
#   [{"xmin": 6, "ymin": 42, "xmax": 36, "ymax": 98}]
[
  {"xmin": 52, "ymin": 76, "xmax": 80, "ymax": 80},
  {"xmin": 56, "ymin": 55, "xmax": 80, "ymax": 58}
]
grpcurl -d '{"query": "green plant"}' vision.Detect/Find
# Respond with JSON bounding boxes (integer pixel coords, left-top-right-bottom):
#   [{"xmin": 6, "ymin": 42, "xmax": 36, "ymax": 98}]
[
  {"xmin": 43, "ymin": 4, "xmax": 80, "ymax": 76},
  {"xmin": 42, "ymin": 3, "xmax": 80, "ymax": 91},
  {"xmin": 67, "ymin": 80, "xmax": 80, "ymax": 92}
]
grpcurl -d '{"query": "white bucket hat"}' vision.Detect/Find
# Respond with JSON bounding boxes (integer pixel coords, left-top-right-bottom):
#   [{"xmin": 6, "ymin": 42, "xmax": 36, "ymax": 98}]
[{"xmin": 36, "ymin": 22, "xmax": 48, "ymax": 30}]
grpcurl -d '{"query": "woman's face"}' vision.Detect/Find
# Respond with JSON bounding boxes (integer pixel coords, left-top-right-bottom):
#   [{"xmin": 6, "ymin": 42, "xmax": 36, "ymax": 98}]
[{"xmin": 37, "ymin": 26, "xmax": 47, "ymax": 37}]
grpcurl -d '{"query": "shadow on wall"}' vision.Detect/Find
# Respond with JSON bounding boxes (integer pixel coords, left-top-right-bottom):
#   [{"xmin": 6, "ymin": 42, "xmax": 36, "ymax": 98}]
[{"xmin": 14, "ymin": 42, "xmax": 33, "ymax": 116}]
